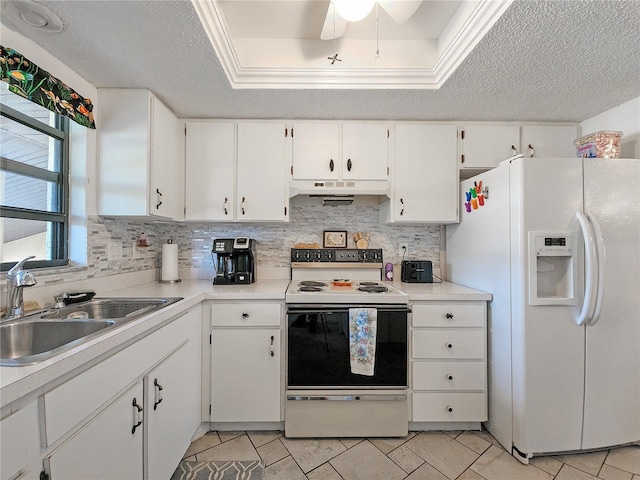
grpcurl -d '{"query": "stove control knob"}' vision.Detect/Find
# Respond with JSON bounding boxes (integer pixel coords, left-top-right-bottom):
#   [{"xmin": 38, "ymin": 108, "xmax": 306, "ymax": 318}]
[
  {"xmin": 305, "ymin": 251, "xmax": 311, "ymax": 260},
  {"xmin": 316, "ymin": 251, "xmax": 321, "ymax": 260}
]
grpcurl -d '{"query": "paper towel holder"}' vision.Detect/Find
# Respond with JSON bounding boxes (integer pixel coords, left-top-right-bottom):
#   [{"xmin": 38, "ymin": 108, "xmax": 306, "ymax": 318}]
[{"xmin": 158, "ymin": 238, "xmax": 182, "ymax": 284}]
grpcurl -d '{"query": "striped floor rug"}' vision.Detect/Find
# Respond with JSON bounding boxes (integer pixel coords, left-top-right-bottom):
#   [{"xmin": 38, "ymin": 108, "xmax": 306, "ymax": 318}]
[{"xmin": 170, "ymin": 460, "xmax": 264, "ymax": 480}]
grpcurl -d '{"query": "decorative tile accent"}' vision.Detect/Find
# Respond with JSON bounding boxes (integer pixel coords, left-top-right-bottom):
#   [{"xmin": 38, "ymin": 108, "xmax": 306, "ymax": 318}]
[{"xmin": 34, "ymin": 200, "xmax": 442, "ymax": 288}]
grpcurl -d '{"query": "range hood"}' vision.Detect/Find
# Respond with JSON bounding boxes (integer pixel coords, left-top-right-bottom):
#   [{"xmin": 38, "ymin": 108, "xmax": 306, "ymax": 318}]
[{"xmin": 289, "ymin": 179, "xmax": 391, "ymax": 198}]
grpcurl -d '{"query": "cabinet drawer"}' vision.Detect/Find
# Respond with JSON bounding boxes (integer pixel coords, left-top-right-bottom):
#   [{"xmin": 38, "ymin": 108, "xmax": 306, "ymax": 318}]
[
  {"xmin": 412, "ymin": 330, "xmax": 484, "ymax": 359},
  {"xmin": 413, "ymin": 361, "xmax": 485, "ymax": 391},
  {"xmin": 412, "ymin": 303, "xmax": 484, "ymax": 327},
  {"xmin": 211, "ymin": 303, "xmax": 281, "ymax": 327},
  {"xmin": 412, "ymin": 392, "xmax": 486, "ymax": 422}
]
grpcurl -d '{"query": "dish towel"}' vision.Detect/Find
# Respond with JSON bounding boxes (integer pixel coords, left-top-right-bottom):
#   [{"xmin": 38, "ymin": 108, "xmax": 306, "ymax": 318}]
[{"xmin": 349, "ymin": 308, "xmax": 377, "ymax": 376}]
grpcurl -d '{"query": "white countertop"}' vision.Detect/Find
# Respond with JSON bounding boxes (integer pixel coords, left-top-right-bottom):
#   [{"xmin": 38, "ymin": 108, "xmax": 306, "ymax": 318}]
[
  {"xmin": 1, "ymin": 278, "xmax": 488, "ymax": 409},
  {"xmin": 390, "ymin": 280, "xmax": 492, "ymax": 302}
]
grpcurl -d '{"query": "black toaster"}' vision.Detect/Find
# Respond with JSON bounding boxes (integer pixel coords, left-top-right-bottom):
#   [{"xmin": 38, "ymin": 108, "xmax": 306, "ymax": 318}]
[{"xmin": 401, "ymin": 260, "xmax": 433, "ymax": 283}]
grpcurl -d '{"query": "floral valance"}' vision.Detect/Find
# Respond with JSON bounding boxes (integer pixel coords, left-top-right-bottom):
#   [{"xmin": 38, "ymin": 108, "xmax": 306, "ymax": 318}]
[{"xmin": 0, "ymin": 45, "xmax": 95, "ymax": 129}]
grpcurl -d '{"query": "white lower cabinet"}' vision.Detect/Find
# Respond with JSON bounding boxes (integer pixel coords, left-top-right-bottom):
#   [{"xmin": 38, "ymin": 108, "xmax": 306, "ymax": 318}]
[
  {"xmin": 43, "ymin": 306, "xmax": 201, "ymax": 480},
  {"xmin": 0, "ymin": 399, "xmax": 42, "ymax": 480},
  {"xmin": 46, "ymin": 383, "xmax": 145, "ymax": 480},
  {"xmin": 210, "ymin": 302, "xmax": 282, "ymax": 423},
  {"xmin": 411, "ymin": 301, "xmax": 487, "ymax": 423},
  {"xmin": 145, "ymin": 329, "xmax": 201, "ymax": 480}
]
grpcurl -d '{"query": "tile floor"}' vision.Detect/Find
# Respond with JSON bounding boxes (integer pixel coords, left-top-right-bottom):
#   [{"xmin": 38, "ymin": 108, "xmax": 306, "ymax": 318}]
[{"xmin": 182, "ymin": 429, "xmax": 640, "ymax": 480}]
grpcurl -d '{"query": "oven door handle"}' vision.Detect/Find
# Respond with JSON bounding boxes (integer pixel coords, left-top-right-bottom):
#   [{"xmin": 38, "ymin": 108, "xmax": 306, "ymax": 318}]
[
  {"xmin": 286, "ymin": 306, "xmax": 411, "ymax": 315},
  {"xmin": 287, "ymin": 394, "xmax": 407, "ymax": 402}
]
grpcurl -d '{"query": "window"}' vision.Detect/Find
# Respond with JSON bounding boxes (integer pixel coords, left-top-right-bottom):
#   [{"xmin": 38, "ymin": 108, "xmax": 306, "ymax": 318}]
[{"xmin": 1, "ymin": 81, "xmax": 69, "ymax": 271}]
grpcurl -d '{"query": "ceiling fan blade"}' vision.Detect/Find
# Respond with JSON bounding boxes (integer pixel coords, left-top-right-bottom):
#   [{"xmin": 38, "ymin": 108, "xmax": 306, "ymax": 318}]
[
  {"xmin": 378, "ymin": 0, "xmax": 423, "ymax": 24},
  {"xmin": 320, "ymin": 2, "xmax": 348, "ymax": 40}
]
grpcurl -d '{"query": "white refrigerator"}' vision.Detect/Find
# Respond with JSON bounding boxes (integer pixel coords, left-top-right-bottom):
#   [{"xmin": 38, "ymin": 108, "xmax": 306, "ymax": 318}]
[{"xmin": 446, "ymin": 156, "xmax": 639, "ymax": 461}]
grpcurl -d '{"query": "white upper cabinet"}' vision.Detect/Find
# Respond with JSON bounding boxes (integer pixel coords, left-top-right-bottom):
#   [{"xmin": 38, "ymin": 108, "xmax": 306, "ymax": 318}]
[
  {"xmin": 342, "ymin": 124, "xmax": 389, "ymax": 180},
  {"xmin": 292, "ymin": 123, "xmax": 388, "ymax": 181},
  {"xmin": 381, "ymin": 124, "xmax": 458, "ymax": 224},
  {"xmin": 291, "ymin": 123, "xmax": 340, "ymax": 180},
  {"xmin": 236, "ymin": 122, "xmax": 289, "ymax": 222},
  {"xmin": 184, "ymin": 122, "xmax": 289, "ymax": 222},
  {"xmin": 520, "ymin": 125, "xmax": 578, "ymax": 158},
  {"xmin": 185, "ymin": 122, "xmax": 235, "ymax": 221},
  {"xmin": 97, "ymin": 89, "xmax": 184, "ymax": 220},
  {"xmin": 459, "ymin": 125, "xmax": 520, "ymax": 170}
]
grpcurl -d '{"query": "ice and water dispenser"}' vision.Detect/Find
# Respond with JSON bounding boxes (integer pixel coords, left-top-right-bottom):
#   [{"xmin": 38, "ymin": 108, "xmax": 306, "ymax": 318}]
[{"xmin": 528, "ymin": 232, "xmax": 576, "ymax": 306}]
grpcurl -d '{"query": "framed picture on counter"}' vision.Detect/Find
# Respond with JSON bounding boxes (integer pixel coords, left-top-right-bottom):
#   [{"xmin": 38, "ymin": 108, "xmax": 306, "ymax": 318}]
[{"xmin": 323, "ymin": 230, "xmax": 347, "ymax": 248}]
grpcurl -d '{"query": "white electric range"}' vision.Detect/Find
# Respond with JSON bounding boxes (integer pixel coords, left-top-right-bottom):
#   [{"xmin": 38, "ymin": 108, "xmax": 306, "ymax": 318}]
[{"xmin": 285, "ymin": 248, "xmax": 410, "ymax": 438}]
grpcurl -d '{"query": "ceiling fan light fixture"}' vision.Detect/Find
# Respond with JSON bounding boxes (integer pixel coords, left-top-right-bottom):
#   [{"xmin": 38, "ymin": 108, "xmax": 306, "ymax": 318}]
[{"xmin": 333, "ymin": 0, "xmax": 376, "ymax": 22}]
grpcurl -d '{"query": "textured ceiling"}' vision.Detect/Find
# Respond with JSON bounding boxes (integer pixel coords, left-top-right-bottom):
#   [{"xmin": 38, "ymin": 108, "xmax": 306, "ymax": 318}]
[{"xmin": 1, "ymin": 0, "xmax": 639, "ymax": 122}]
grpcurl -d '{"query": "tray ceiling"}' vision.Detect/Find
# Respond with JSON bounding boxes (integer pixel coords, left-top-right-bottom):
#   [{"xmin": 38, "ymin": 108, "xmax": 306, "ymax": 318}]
[{"xmin": 194, "ymin": 0, "xmax": 513, "ymax": 88}]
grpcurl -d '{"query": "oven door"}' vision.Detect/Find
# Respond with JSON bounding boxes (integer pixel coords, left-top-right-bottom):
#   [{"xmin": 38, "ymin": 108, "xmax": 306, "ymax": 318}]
[{"xmin": 286, "ymin": 305, "xmax": 409, "ymax": 389}]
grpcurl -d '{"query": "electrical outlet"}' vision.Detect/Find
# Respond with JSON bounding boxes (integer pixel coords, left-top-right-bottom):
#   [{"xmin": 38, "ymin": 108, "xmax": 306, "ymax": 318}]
[
  {"xmin": 399, "ymin": 243, "xmax": 408, "ymax": 257},
  {"xmin": 108, "ymin": 241, "xmax": 122, "ymax": 261}
]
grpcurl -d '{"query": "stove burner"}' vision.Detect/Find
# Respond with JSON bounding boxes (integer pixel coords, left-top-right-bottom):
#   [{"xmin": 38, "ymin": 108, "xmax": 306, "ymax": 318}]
[
  {"xmin": 357, "ymin": 285, "xmax": 389, "ymax": 293},
  {"xmin": 299, "ymin": 286, "xmax": 323, "ymax": 292},
  {"xmin": 300, "ymin": 281, "xmax": 327, "ymax": 287}
]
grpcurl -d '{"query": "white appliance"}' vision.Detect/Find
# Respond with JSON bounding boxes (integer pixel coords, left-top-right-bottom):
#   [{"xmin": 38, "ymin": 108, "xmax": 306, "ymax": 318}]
[
  {"xmin": 285, "ymin": 248, "xmax": 410, "ymax": 438},
  {"xmin": 446, "ymin": 156, "xmax": 639, "ymax": 462}
]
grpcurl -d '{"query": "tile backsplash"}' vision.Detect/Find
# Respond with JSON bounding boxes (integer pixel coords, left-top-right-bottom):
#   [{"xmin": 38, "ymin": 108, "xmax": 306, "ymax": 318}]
[{"xmin": 40, "ymin": 199, "xmax": 441, "ymax": 286}]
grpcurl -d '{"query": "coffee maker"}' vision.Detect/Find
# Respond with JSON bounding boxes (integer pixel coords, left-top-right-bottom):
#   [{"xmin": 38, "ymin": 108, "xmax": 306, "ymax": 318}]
[{"xmin": 212, "ymin": 237, "xmax": 257, "ymax": 285}]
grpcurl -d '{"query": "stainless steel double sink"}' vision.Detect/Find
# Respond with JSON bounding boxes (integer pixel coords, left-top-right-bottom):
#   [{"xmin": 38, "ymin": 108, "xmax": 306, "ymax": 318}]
[{"xmin": 0, "ymin": 297, "xmax": 182, "ymax": 367}]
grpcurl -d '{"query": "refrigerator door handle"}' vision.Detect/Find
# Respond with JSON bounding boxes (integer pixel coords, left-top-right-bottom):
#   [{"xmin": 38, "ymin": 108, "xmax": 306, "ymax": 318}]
[
  {"xmin": 577, "ymin": 212, "xmax": 598, "ymax": 326},
  {"xmin": 587, "ymin": 211, "xmax": 606, "ymax": 326}
]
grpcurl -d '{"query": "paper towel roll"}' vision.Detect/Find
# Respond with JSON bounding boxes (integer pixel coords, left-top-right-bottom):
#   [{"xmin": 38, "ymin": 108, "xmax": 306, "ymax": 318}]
[{"xmin": 161, "ymin": 243, "xmax": 180, "ymax": 281}]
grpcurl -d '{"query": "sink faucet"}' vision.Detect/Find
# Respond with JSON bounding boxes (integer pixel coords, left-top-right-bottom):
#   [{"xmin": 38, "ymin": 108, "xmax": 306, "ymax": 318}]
[{"xmin": 4, "ymin": 256, "xmax": 37, "ymax": 318}]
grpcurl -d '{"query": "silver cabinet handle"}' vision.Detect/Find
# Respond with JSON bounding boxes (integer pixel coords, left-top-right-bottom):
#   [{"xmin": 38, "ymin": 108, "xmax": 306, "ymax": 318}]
[
  {"xmin": 446, "ymin": 343, "xmax": 453, "ymax": 349},
  {"xmin": 528, "ymin": 143, "xmax": 535, "ymax": 157},
  {"xmin": 329, "ymin": 159, "xmax": 334, "ymax": 172},
  {"xmin": 447, "ymin": 374, "xmax": 454, "ymax": 381},
  {"xmin": 445, "ymin": 313, "xmax": 454, "ymax": 319},
  {"xmin": 400, "ymin": 198, "xmax": 404, "ymax": 216},
  {"xmin": 132, "ymin": 397, "xmax": 143, "ymax": 434},
  {"xmin": 241, "ymin": 196, "xmax": 246, "ymax": 215},
  {"xmin": 223, "ymin": 197, "xmax": 229, "ymax": 215},
  {"xmin": 347, "ymin": 158, "xmax": 352, "ymax": 171},
  {"xmin": 447, "ymin": 406, "xmax": 454, "ymax": 413},
  {"xmin": 156, "ymin": 188, "xmax": 163, "ymax": 209},
  {"xmin": 511, "ymin": 145, "xmax": 518, "ymax": 155},
  {"xmin": 270, "ymin": 335, "xmax": 275, "ymax": 357},
  {"xmin": 242, "ymin": 312, "xmax": 249, "ymax": 319}
]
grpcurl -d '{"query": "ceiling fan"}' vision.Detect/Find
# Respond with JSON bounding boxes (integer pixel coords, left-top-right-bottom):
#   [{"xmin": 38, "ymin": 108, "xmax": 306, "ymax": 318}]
[{"xmin": 320, "ymin": 0, "xmax": 424, "ymax": 40}]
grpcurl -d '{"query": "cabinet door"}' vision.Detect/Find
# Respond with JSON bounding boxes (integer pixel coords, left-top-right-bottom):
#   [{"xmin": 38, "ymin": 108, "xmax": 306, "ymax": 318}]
[
  {"xmin": 211, "ymin": 329, "xmax": 281, "ymax": 422},
  {"xmin": 1, "ymin": 400, "xmax": 41, "ymax": 480},
  {"xmin": 145, "ymin": 337, "xmax": 201, "ymax": 479},
  {"xmin": 97, "ymin": 89, "xmax": 150, "ymax": 216},
  {"xmin": 342, "ymin": 124, "xmax": 388, "ymax": 180},
  {"xmin": 185, "ymin": 122, "xmax": 235, "ymax": 221},
  {"xmin": 460, "ymin": 125, "xmax": 520, "ymax": 168},
  {"xmin": 237, "ymin": 123, "xmax": 288, "ymax": 221},
  {"xmin": 291, "ymin": 123, "xmax": 340, "ymax": 180},
  {"xmin": 394, "ymin": 124, "xmax": 458, "ymax": 223},
  {"xmin": 150, "ymin": 96, "xmax": 183, "ymax": 220},
  {"xmin": 47, "ymin": 383, "xmax": 144, "ymax": 480},
  {"xmin": 521, "ymin": 125, "xmax": 577, "ymax": 158}
]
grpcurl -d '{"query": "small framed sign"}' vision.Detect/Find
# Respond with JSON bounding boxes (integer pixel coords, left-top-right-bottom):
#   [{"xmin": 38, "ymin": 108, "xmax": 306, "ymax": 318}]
[{"xmin": 323, "ymin": 230, "xmax": 347, "ymax": 248}]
